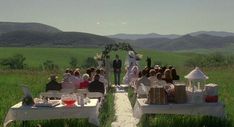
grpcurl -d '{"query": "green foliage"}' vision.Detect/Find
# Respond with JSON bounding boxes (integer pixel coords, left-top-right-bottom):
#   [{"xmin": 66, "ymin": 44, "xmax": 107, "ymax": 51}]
[
  {"xmin": 185, "ymin": 52, "xmax": 234, "ymax": 67},
  {"xmin": 101, "ymin": 42, "xmax": 135, "ymax": 59},
  {"xmin": 82, "ymin": 57, "xmax": 97, "ymax": 68},
  {"xmin": 42, "ymin": 60, "xmax": 59, "ymax": 70},
  {"xmin": 0, "ymin": 54, "xmax": 26, "ymax": 69},
  {"xmin": 138, "ymin": 114, "xmax": 232, "ymax": 127},
  {"xmin": 99, "ymin": 88, "xmax": 116, "ymax": 127},
  {"xmin": 69, "ymin": 57, "xmax": 78, "ymax": 68}
]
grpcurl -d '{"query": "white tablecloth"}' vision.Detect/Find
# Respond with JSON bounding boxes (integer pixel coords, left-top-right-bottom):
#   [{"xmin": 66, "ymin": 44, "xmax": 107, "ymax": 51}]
[
  {"xmin": 133, "ymin": 98, "xmax": 225, "ymax": 119},
  {"xmin": 4, "ymin": 99, "xmax": 100, "ymax": 127},
  {"xmin": 40, "ymin": 91, "xmax": 104, "ymax": 99}
]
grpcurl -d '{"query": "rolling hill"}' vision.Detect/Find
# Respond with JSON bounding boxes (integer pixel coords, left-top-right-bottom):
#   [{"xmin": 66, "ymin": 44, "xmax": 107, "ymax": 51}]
[
  {"xmin": 0, "ymin": 22, "xmax": 115, "ymax": 47},
  {"xmin": 131, "ymin": 34, "xmax": 234, "ymax": 51},
  {"xmin": 109, "ymin": 31, "xmax": 234, "ymax": 40},
  {"xmin": 1, "ymin": 21, "xmax": 234, "ymax": 50},
  {"xmin": 108, "ymin": 33, "xmax": 180, "ymax": 40},
  {"xmin": 0, "ymin": 22, "xmax": 61, "ymax": 34}
]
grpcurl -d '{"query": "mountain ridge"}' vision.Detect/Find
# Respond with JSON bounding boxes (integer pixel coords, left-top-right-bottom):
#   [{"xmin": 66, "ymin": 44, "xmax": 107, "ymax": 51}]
[
  {"xmin": 108, "ymin": 31, "xmax": 234, "ymax": 40},
  {"xmin": 0, "ymin": 22, "xmax": 62, "ymax": 35}
]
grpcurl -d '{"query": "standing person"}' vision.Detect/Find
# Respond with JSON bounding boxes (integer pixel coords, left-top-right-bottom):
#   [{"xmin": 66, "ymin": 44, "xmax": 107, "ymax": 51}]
[{"xmin": 113, "ymin": 54, "xmax": 122, "ymax": 86}]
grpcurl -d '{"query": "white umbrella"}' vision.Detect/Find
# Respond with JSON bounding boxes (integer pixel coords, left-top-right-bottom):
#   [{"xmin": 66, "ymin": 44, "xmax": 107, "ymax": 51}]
[{"xmin": 184, "ymin": 67, "xmax": 208, "ymax": 80}]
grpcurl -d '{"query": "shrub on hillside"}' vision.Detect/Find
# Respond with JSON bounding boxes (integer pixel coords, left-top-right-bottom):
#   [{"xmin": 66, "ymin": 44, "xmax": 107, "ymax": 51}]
[
  {"xmin": 42, "ymin": 60, "xmax": 59, "ymax": 70},
  {"xmin": 69, "ymin": 57, "xmax": 78, "ymax": 68},
  {"xmin": 82, "ymin": 57, "xmax": 97, "ymax": 68},
  {"xmin": 185, "ymin": 52, "xmax": 234, "ymax": 67},
  {"xmin": 0, "ymin": 54, "xmax": 26, "ymax": 69}
]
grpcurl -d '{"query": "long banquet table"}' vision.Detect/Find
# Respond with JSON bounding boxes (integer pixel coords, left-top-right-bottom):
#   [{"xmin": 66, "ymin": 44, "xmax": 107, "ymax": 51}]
[
  {"xmin": 4, "ymin": 99, "xmax": 100, "ymax": 127},
  {"xmin": 133, "ymin": 98, "xmax": 225, "ymax": 119}
]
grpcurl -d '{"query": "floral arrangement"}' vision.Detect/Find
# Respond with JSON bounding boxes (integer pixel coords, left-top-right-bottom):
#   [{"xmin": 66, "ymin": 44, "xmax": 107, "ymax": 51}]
[
  {"xmin": 135, "ymin": 53, "xmax": 143, "ymax": 60},
  {"xmin": 94, "ymin": 53, "xmax": 103, "ymax": 61}
]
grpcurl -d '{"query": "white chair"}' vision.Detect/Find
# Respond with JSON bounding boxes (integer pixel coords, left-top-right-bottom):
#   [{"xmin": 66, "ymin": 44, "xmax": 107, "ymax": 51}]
[
  {"xmin": 40, "ymin": 90, "xmax": 62, "ymax": 98},
  {"xmin": 60, "ymin": 88, "xmax": 75, "ymax": 93},
  {"xmin": 76, "ymin": 89, "xmax": 89, "ymax": 94},
  {"xmin": 87, "ymin": 92, "xmax": 104, "ymax": 99}
]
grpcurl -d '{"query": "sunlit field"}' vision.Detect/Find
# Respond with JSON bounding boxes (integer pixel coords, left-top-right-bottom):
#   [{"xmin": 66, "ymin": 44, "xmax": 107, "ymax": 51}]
[{"xmin": 0, "ymin": 47, "xmax": 233, "ymax": 127}]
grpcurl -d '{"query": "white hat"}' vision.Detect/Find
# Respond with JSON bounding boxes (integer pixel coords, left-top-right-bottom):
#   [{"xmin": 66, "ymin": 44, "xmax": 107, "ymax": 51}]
[{"xmin": 128, "ymin": 51, "xmax": 135, "ymax": 57}]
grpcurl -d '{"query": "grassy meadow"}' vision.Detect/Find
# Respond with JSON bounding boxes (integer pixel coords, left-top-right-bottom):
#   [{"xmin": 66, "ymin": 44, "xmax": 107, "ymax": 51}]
[{"xmin": 0, "ymin": 47, "xmax": 234, "ymax": 127}]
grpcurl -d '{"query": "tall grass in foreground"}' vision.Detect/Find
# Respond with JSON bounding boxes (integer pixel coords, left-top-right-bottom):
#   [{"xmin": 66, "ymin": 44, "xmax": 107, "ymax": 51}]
[
  {"xmin": 138, "ymin": 114, "xmax": 231, "ymax": 127},
  {"xmin": 0, "ymin": 70, "xmax": 115, "ymax": 127}
]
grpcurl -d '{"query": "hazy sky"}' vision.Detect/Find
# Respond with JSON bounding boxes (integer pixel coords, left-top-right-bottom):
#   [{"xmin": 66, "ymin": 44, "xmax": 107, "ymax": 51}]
[{"xmin": 0, "ymin": 0, "xmax": 234, "ymax": 35}]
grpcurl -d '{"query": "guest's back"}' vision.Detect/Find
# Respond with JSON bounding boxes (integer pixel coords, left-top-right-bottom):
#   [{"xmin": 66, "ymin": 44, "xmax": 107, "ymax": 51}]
[
  {"xmin": 171, "ymin": 68, "xmax": 180, "ymax": 80},
  {"xmin": 148, "ymin": 69, "xmax": 157, "ymax": 86},
  {"xmin": 163, "ymin": 69, "xmax": 173, "ymax": 84},
  {"xmin": 136, "ymin": 70, "xmax": 151, "ymax": 88},
  {"xmin": 62, "ymin": 73, "xmax": 75, "ymax": 89},
  {"xmin": 46, "ymin": 75, "xmax": 61, "ymax": 91},
  {"xmin": 88, "ymin": 74, "xmax": 105, "ymax": 94},
  {"xmin": 80, "ymin": 74, "xmax": 90, "ymax": 89}
]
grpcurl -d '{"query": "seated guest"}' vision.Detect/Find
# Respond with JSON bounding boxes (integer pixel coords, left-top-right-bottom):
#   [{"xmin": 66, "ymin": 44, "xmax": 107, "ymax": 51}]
[
  {"xmin": 65, "ymin": 68, "xmax": 70, "ymax": 74},
  {"xmin": 148, "ymin": 69, "xmax": 157, "ymax": 86},
  {"xmin": 62, "ymin": 73, "xmax": 75, "ymax": 89},
  {"xmin": 73, "ymin": 70, "xmax": 82, "ymax": 89},
  {"xmin": 161, "ymin": 66, "xmax": 167, "ymax": 73},
  {"xmin": 86, "ymin": 68, "xmax": 92, "ymax": 81},
  {"xmin": 136, "ymin": 69, "xmax": 151, "ymax": 97},
  {"xmin": 45, "ymin": 74, "xmax": 62, "ymax": 92},
  {"xmin": 99, "ymin": 68, "xmax": 108, "ymax": 84},
  {"xmin": 88, "ymin": 74, "xmax": 105, "ymax": 94},
  {"xmin": 154, "ymin": 72, "xmax": 167, "ymax": 86},
  {"xmin": 80, "ymin": 74, "xmax": 90, "ymax": 89},
  {"xmin": 138, "ymin": 71, "xmax": 142, "ymax": 78},
  {"xmin": 90, "ymin": 67, "xmax": 96, "ymax": 80},
  {"xmin": 163, "ymin": 69, "xmax": 173, "ymax": 84},
  {"xmin": 171, "ymin": 68, "xmax": 180, "ymax": 80}
]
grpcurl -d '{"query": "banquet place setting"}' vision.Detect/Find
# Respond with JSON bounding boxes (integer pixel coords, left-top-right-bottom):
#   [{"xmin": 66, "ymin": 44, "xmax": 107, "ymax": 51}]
[{"xmin": 4, "ymin": 68, "xmax": 108, "ymax": 127}]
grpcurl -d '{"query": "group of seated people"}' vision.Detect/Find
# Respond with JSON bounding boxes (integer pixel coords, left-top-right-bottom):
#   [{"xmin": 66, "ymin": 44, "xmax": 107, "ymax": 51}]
[
  {"xmin": 45, "ymin": 67, "xmax": 108, "ymax": 94},
  {"xmin": 133, "ymin": 65, "xmax": 180, "ymax": 98}
]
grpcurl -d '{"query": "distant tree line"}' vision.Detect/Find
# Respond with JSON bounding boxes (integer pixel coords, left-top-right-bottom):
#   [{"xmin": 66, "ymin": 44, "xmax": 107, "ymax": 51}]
[
  {"xmin": 185, "ymin": 52, "xmax": 234, "ymax": 67},
  {"xmin": 0, "ymin": 54, "xmax": 98, "ymax": 70}
]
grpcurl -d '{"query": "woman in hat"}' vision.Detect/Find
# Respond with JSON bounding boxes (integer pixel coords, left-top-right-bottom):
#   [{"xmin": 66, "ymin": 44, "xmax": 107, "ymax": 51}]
[{"xmin": 61, "ymin": 73, "xmax": 75, "ymax": 90}]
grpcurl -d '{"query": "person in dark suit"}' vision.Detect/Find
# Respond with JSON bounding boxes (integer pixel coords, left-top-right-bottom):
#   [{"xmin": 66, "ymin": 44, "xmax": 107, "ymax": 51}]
[
  {"xmin": 88, "ymin": 74, "xmax": 105, "ymax": 94},
  {"xmin": 45, "ymin": 74, "xmax": 62, "ymax": 92},
  {"xmin": 113, "ymin": 54, "xmax": 122, "ymax": 86}
]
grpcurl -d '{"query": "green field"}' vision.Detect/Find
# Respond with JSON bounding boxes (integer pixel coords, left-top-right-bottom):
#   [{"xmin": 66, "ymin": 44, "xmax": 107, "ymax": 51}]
[{"xmin": 0, "ymin": 47, "xmax": 234, "ymax": 127}]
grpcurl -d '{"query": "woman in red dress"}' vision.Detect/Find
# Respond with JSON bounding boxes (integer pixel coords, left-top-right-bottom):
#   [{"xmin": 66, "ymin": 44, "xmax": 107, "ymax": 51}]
[{"xmin": 79, "ymin": 74, "xmax": 90, "ymax": 89}]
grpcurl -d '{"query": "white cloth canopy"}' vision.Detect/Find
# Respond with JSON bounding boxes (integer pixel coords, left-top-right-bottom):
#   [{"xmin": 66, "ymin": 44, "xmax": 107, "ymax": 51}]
[{"xmin": 184, "ymin": 67, "xmax": 208, "ymax": 80}]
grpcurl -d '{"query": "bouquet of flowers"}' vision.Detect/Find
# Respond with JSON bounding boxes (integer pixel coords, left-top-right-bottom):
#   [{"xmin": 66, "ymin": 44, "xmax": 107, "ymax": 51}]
[
  {"xmin": 135, "ymin": 53, "xmax": 143, "ymax": 61},
  {"xmin": 94, "ymin": 53, "xmax": 103, "ymax": 61}
]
